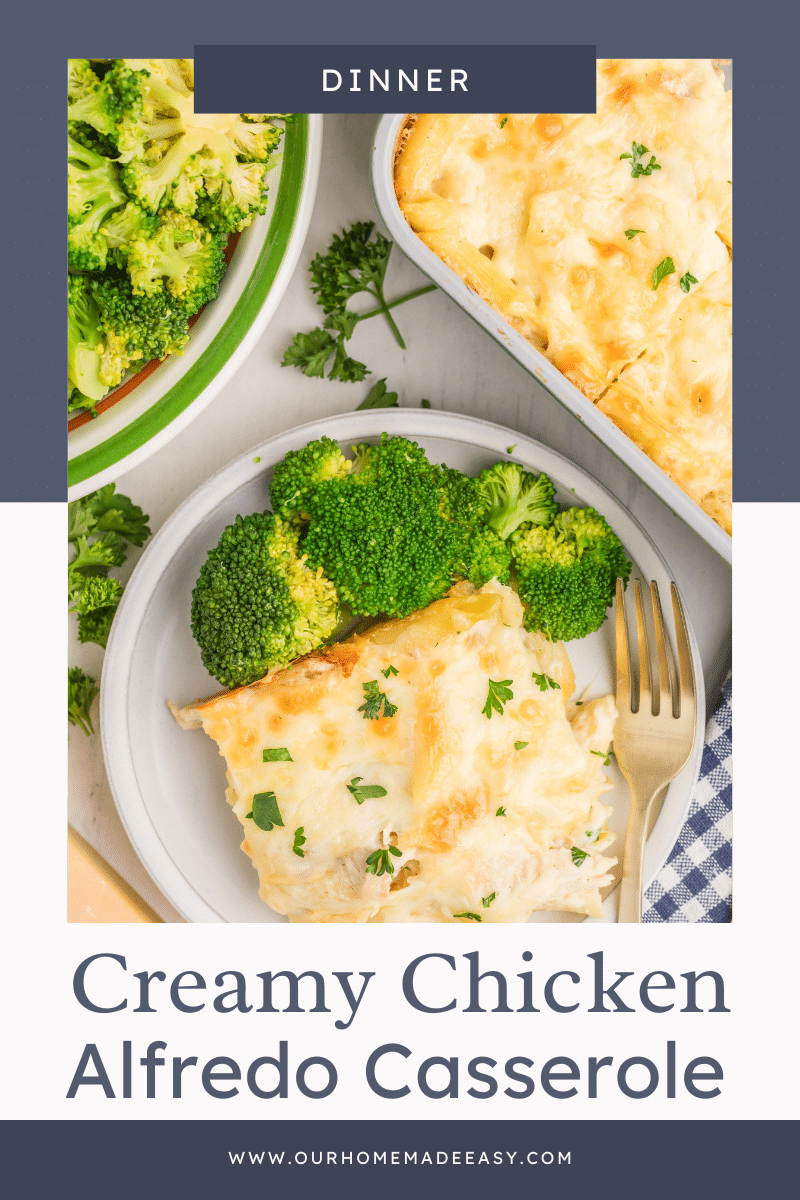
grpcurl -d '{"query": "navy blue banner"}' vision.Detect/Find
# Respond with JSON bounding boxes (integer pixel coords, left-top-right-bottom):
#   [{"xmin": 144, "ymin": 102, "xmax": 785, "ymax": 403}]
[
  {"xmin": 2, "ymin": 1119, "xmax": 793, "ymax": 1197},
  {"xmin": 194, "ymin": 45, "xmax": 597, "ymax": 114}
]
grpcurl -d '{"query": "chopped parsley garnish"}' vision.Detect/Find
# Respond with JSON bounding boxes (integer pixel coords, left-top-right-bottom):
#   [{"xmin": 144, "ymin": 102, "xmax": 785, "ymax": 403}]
[
  {"xmin": 620, "ymin": 141, "xmax": 662, "ymax": 177},
  {"xmin": 381, "ymin": 664, "xmax": 399, "ymax": 678},
  {"xmin": 365, "ymin": 846, "xmax": 402, "ymax": 876},
  {"xmin": 292, "ymin": 827, "xmax": 307, "ymax": 857},
  {"xmin": 625, "ymin": 228, "xmax": 645, "ymax": 240},
  {"xmin": 499, "ymin": 117, "xmax": 508, "ymax": 129},
  {"xmin": 571, "ymin": 846, "xmax": 589, "ymax": 866},
  {"xmin": 420, "ymin": 398, "xmax": 431, "ymax": 408},
  {"xmin": 263, "ymin": 747, "xmax": 293, "ymax": 762},
  {"xmin": 591, "ymin": 749, "xmax": 614, "ymax": 766},
  {"xmin": 347, "ymin": 777, "xmax": 388, "ymax": 804},
  {"xmin": 532, "ymin": 671, "xmax": 560, "ymax": 692},
  {"xmin": 482, "ymin": 893, "xmax": 497, "ymax": 908},
  {"xmin": 575, "ymin": 700, "xmax": 584, "ymax": 705},
  {"xmin": 507, "ymin": 444, "xmax": 517, "ymax": 454},
  {"xmin": 496, "ymin": 806, "xmax": 507, "ymax": 817},
  {"xmin": 482, "ymin": 679, "xmax": 514, "ymax": 718},
  {"xmin": 454, "ymin": 911, "xmax": 482, "ymax": 921},
  {"xmin": 652, "ymin": 256, "xmax": 676, "ymax": 290},
  {"xmin": 246, "ymin": 791, "xmax": 284, "ymax": 832},
  {"xmin": 679, "ymin": 271, "xmax": 698, "ymax": 293},
  {"xmin": 514, "ymin": 741, "xmax": 529, "ymax": 751},
  {"xmin": 586, "ymin": 831, "xmax": 600, "ymax": 843},
  {"xmin": 358, "ymin": 680, "xmax": 397, "ymax": 720}
]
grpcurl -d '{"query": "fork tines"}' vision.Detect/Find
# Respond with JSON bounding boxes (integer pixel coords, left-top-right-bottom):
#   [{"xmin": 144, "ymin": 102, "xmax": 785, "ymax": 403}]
[{"xmin": 615, "ymin": 578, "xmax": 695, "ymax": 717}]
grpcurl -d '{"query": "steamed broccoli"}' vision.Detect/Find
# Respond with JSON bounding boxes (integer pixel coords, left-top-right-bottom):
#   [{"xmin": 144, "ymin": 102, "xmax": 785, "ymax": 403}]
[
  {"xmin": 68, "ymin": 59, "xmax": 147, "ymax": 144},
  {"xmin": 90, "ymin": 271, "xmax": 191, "ymax": 387},
  {"xmin": 104, "ymin": 59, "xmax": 283, "ymax": 230},
  {"xmin": 478, "ymin": 462, "xmax": 559, "ymax": 540},
  {"xmin": 68, "ymin": 134, "xmax": 127, "ymax": 270},
  {"xmin": 68, "ymin": 275, "xmax": 106, "ymax": 413},
  {"xmin": 269, "ymin": 436, "xmax": 353, "ymax": 523},
  {"xmin": 100, "ymin": 201, "xmax": 159, "ymax": 259},
  {"xmin": 510, "ymin": 506, "xmax": 631, "ymax": 641},
  {"xmin": 292, "ymin": 435, "xmax": 510, "ymax": 619},
  {"xmin": 126, "ymin": 211, "xmax": 226, "ymax": 313},
  {"xmin": 190, "ymin": 512, "xmax": 340, "ymax": 688}
]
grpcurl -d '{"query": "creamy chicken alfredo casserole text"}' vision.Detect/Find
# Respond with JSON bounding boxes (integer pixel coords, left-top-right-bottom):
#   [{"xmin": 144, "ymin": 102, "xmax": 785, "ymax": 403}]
[
  {"xmin": 175, "ymin": 581, "xmax": 618, "ymax": 922},
  {"xmin": 394, "ymin": 60, "xmax": 732, "ymax": 534}
]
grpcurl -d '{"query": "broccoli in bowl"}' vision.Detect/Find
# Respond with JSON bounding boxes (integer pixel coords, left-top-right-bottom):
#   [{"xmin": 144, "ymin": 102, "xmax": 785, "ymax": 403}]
[{"xmin": 67, "ymin": 58, "xmax": 291, "ymax": 416}]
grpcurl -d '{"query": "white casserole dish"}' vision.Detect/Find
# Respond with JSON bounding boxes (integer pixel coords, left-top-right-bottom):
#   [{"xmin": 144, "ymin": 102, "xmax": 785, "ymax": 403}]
[{"xmin": 371, "ymin": 113, "xmax": 732, "ymax": 565}]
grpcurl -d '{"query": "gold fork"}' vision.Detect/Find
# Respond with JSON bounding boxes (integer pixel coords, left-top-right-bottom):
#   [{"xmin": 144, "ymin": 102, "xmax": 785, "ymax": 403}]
[{"xmin": 614, "ymin": 578, "xmax": 698, "ymax": 923}]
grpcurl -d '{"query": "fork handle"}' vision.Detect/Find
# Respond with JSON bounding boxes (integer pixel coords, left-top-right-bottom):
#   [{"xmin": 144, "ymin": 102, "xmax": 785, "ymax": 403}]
[{"xmin": 617, "ymin": 780, "xmax": 660, "ymax": 923}]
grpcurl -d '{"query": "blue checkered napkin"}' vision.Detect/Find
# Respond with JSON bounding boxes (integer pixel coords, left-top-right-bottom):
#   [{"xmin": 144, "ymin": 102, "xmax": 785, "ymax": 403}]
[{"xmin": 642, "ymin": 672, "xmax": 732, "ymax": 923}]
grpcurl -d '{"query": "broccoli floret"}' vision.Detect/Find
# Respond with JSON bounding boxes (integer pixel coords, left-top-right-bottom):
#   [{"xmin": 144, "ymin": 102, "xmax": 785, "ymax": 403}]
[
  {"xmin": 295, "ymin": 435, "xmax": 506, "ymax": 618},
  {"xmin": 68, "ymin": 59, "xmax": 147, "ymax": 145},
  {"xmin": 68, "ymin": 134, "xmax": 127, "ymax": 271},
  {"xmin": 68, "ymin": 275, "xmax": 107, "ymax": 412},
  {"xmin": 126, "ymin": 211, "xmax": 226, "ymax": 314},
  {"xmin": 465, "ymin": 527, "xmax": 513, "ymax": 588},
  {"xmin": 69, "ymin": 119, "xmax": 120, "ymax": 159},
  {"xmin": 510, "ymin": 506, "xmax": 632, "ymax": 641},
  {"xmin": 101, "ymin": 201, "xmax": 159, "ymax": 258},
  {"xmin": 478, "ymin": 462, "xmax": 559, "ymax": 540},
  {"xmin": 190, "ymin": 512, "xmax": 340, "ymax": 688},
  {"xmin": 269, "ymin": 436, "xmax": 353, "ymax": 522},
  {"xmin": 90, "ymin": 270, "xmax": 190, "ymax": 387},
  {"xmin": 103, "ymin": 58, "xmax": 282, "ymax": 228},
  {"xmin": 435, "ymin": 465, "xmax": 512, "ymax": 587}
]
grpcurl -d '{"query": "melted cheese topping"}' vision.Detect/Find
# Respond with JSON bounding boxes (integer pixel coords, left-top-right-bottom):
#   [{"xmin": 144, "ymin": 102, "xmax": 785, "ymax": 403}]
[
  {"xmin": 394, "ymin": 60, "xmax": 732, "ymax": 532},
  {"xmin": 175, "ymin": 582, "xmax": 617, "ymax": 922}
]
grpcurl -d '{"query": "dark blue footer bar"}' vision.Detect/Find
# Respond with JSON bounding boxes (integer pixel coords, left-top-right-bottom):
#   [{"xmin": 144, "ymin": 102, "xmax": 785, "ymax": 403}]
[{"xmin": 1, "ymin": 1120, "xmax": 794, "ymax": 1197}]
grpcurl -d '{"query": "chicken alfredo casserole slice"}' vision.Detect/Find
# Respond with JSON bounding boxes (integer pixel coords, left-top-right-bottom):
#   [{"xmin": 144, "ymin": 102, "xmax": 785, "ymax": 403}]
[
  {"xmin": 394, "ymin": 60, "xmax": 732, "ymax": 533},
  {"xmin": 174, "ymin": 581, "xmax": 617, "ymax": 922}
]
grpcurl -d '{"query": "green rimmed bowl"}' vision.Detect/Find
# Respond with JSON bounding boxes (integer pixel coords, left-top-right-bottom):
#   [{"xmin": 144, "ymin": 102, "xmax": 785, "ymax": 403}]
[{"xmin": 68, "ymin": 114, "xmax": 323, "ymax": 500}]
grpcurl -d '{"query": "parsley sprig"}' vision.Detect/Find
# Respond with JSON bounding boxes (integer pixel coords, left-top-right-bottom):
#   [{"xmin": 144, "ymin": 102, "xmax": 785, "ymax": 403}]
[
  {"xmin": 620, "ymin": 141, "xmax": 662, "ymax": 177},
  {"xmin": 246, "ymin": 791, "xmax": 284, "ymax": 832},
  {"xmin": 365, "ymin": 846, "xmax": 402, "ymax": 876},
  {"xmin": 652, "ymin": 256, "xmax": 676, "ymax": 290},
  {"xmin": 679, "ymin": 271, "xmax": 698, "ymax": 293},
  {"xmin": 532, "ymin": 671, "xmax": 561, "ymax": 692},
  {"xmin": 358, "ymin": 680, "xmax": 397, "ymax": 720},
  {"xmin": 292, "ymin": 827, "xmax": 307, "ymax": 857},
  {"xmin": 482, "ymin": 679, "xmax": 514, "ymax": 719},
  {"xmin": 282, "ymin": 221, "xmax": 435, "ymax": 383},
  {"xmin": 68, "ymin": 667, "xmax": 100, "ymax": 736},
  {"xmin": 347, "ymin": 777, "xmax": 388, "ymax": 805},
  {"xmin": 68, "ymin": 485, "xmax": 151, "ymax": 736}
]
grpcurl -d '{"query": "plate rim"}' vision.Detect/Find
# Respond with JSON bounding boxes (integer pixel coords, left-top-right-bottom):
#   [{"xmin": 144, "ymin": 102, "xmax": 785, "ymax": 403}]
[
  {"xmin": 67, "ymin": 113, "xmax": 322, "ymax": 499},
  {"xmin": 101, "ymin": 408, "xmax": 706, "ymax": 923}
]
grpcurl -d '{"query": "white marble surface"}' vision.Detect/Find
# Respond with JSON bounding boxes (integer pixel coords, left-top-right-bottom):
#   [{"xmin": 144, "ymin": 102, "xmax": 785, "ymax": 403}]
[{"xmin": 68, "ymin": 113, "xmax": 732, "ymax": 923}]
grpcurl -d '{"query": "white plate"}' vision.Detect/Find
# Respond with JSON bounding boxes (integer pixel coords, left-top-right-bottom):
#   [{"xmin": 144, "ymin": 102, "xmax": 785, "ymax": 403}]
[
  {"xmin": 101, "ymin": 410, "xmax": 705, "ymax": 923},
  {"xmin": 67, "ymin": 114, "xmax": 323, "ymax": 501},
  {"xmin": 371, "ymin": 113, "xmax": 731, "ymax": 565}
]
